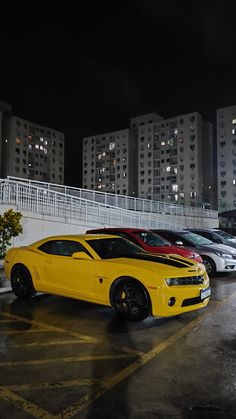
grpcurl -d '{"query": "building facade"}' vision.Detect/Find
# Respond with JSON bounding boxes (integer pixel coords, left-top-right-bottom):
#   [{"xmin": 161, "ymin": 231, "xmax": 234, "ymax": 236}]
[
  {"xmin": 137, "ymin": 112, "xmax": 215, "ymax": 207},
  {"xmin": 217, "ymin": 105, "xmax": 236, "ymax": 212},
  {"xmin": 83, "ymin": 128, "xmax": 133, "ymax": 195},
  {"xmin": 83, "ymin": 111, "xmax": 215, "ymax": 208},
  {"xmin": 0, "ymin": 102, "xmax": 64, "ymax": 184}
]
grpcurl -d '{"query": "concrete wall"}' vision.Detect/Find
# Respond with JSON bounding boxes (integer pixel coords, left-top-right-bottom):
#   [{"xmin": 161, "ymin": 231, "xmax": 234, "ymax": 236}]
[{"xmin": 0, "ymin": 204, "xmax": 219, "ymax": 248}]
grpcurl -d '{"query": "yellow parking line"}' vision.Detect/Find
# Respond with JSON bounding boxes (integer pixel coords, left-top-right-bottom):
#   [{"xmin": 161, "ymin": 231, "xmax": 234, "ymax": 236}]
[
  {"xmin": 0, "ymin": 386, "xmax": 55, "ymax": 419},
  {"xmin": 1, "ymin": 311, "xmax": 98, "ymax": 342},
  {"xmin": 9, "ymin": 339, "xmax": 91, "ymax": 348},
  {"xmin": 5, "ymin": 378, "xmax": 101, "ymax": 391},
  {"xmin": 0, "ymin": 329, "xmax": 51, "ymax": 334},
  {"xmin": 61, "ymin": 298, "xmax": 230, "ymax": 418},
  {"xmin": 0, "ymin": 353, "xmax": 135, "ymax": 367}
]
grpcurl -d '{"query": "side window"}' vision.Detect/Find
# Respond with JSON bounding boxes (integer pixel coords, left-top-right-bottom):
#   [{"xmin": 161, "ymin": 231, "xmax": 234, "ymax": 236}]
[{"xmin": 38, "ymin": 240, "xmax": 92, "ymax": 257}]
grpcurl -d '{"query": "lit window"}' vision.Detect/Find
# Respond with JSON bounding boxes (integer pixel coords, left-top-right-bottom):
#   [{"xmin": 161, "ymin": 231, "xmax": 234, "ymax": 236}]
[
  {"xmin": 180, "ymin": 192, "xmax": 185, "ymax": 198},
  {"xmin": 102, "ymin": 152, "xmax": 106, "ymax": 157},
  {"xmin": 40, "ymin": 145, "xmax": 44, "ymax": 150},
  {"xmin": 40, "ymin": 137, "xmax": 44, "ymax": 142},
  {"xmin": 44, "ymin": 148, "xmax": 48, "ymax": 154},
  {"xmin": 98, "ymin": 153, "xmax": 102, "ymax": 159},
  {"xmin": 174, "ymin": 167, "xmax": 178, "ymax": 174},
  {"xmin": 16, "ymin": 138, "xmax": 21, "ymax": 144},
  {"xmin": 35, "ymin": 144, "xmax": 39, "ymax": 149},
  {"xmin": 166, "ymin": 166, "xmax": 170, "ymax": 172},
  {"xmin": 232, "ymin": 119, "xmax": 236, "ymax": 124},
  {"xmin": 28, "ymin": 144, "xmax": 32, "ymax": 150},
  {"xmin": 233, "ymin": 179, "xmax": 236, "ymax": 185},
  {"xmin": 109, "ymin": 142, "xmax": 115, "ymax": 150},
  {"xmin": 172, "ymin": 184, "xmax": 178, "ymax": 192},
  {"xmin": 161, "ymin": 141, "xmax": 165, "ymax": 146}
]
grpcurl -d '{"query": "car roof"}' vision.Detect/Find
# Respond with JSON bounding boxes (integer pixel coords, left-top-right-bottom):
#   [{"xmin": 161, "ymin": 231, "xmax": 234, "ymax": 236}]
[
  {"xmin": 30, "ymin": 234, "xmax": 121, "ymax": 246},
  {"xmin": 87, "ymin": 228, "xmax": 149, "ymax": 233},
  {"xmin": 154, "ymin": 229, "xmax": 187, "ymax": 233}
]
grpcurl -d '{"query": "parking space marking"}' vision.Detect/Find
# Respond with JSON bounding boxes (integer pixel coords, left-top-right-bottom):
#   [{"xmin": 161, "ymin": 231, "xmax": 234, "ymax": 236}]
[
  {"xmin": 0, "ymin": 353, "xmax": 135, "ymax": 367},
  {"xmin": 0, "ymin": 386, "xmax": 55, "ymax": 419},
  {"xmin": 0, "ymin": 329, "xmax": 51, "ymax": 334},
  {"xmin": 61, "ymin": 298, "xmax": 231, "ymax": 418},
  {"xmin": 5, "ymin": 378, "xmax": 101, "ymax": 391},
  {"xmin": 0, "ymin": 293, "xmax": 234, "ymax": 418},
  {"xmin": 9, "ymin": 339, "xmax": 92, "ymax": 348},
  {"xmin": 0, "ymin": 311, "xmax": 98, "ymax": 342}
]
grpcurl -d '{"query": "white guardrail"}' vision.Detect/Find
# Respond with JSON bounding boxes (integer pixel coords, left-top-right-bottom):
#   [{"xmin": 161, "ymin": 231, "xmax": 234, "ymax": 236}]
[
  {"xmin": 6, "ymin": 176, "xmax": 218, "ymax": 219},
  {"xmin": 0, "ymin": 178, "xmax": 184, "ymax": 229}
]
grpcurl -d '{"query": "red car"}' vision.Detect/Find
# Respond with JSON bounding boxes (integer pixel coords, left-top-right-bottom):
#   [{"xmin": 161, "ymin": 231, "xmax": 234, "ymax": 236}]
[{"xmin": 86, "ymin": 227, "xmax": 203, "ymax": 263}]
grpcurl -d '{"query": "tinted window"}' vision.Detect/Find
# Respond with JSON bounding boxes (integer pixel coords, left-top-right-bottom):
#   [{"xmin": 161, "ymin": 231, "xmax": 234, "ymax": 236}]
[
  {"xmin": 134, "ymin": 231, "xmax": 170, "ymax": 246},
  {"xmin": 38, "ymin": 240, "xmax": 91, "ymax": 257},
  {"xmin": 179, "ymin": 232, "xmax": 213, "ymax": 246},
  {"xmin": 87, "ymin": 237, "xmax": 146, "ymax": 259}
]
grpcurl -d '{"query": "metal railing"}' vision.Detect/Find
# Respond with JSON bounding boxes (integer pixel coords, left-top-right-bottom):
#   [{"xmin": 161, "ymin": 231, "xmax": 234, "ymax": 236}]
[
  {"xmin": 0, "ymin": 179, "xmax": 184, "ymax": 229},
  {"xmin": 7, "ymin": 176, "xmax": 218, "ymax": 219}
]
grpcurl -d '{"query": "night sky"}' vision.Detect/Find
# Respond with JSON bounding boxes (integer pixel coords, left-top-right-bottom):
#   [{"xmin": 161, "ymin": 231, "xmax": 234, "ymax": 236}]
[{"xmin": 1, "ymin": 1, "xmax": 236, "ymax": 187}]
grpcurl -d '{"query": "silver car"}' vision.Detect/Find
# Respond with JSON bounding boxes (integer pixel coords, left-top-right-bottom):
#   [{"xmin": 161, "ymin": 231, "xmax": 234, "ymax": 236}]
[
  {"xmin": 188, "ymin": 228, "xmax": 236, "ymax": 249},
  {"xmin": 152, "ymin": 229, "xmax": 236, "ymax": 276}
]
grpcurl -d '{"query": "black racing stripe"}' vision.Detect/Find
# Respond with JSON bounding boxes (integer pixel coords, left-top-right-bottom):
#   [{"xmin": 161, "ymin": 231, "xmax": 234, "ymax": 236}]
[{"xmin": 124, "ymin": 253, "xmax": 194, "ymax": 268}]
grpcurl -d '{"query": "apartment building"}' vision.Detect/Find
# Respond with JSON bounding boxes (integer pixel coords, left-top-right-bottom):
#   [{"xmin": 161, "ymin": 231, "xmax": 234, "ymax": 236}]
[
  {"xmin": 217, "ymin": 105, "xmax": 236, "ymax": 212},
  {"xmin": 83, "ymin": 128, "xmax": 134, "ymax": 195},
  {"xmin": 83, "ymin": 111, "xmax": 215, "ymax": 207},
  {"xmin": 138, "ymin": 112, "xmax": 215, "ymax": 207},
  {"xmin": 0, "ymin": 101, "xmax": 64, "ymax": 184}
]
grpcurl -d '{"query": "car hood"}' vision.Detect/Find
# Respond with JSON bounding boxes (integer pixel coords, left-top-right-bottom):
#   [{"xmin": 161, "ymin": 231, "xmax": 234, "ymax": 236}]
[
  {"xmin": 183, "ymin": 243, "xmax": 236, "ymax": 255},
  {"xmin": 207, "ymin": 243, "xmax": 236, "ymax": 255},
  {"xmin": 145, "ymin": 244, "xmax": 196, "ymax": 258},
  {"xmin": 105, "ymin": 253, "xmax": 204, "ymax": 274}
]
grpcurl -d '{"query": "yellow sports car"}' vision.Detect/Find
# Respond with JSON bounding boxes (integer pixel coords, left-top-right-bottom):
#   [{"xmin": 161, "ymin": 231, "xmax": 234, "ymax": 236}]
[{"xmin": 4, "ymin": 234, "xmax": 211, "ymax": 321}]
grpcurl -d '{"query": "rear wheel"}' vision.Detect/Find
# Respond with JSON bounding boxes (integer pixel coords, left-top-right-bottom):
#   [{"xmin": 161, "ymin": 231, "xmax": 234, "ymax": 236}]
[
  {"xmin": 202, "ymin": 256, "xmax": 216, "ymax": 277},
  {"xmin": 11, "ymin": 265, "xmax": 36, "ymax": 298},
  {"xmin": 112, "ymin": 278, "xmax": 151, "ymax": 321}
]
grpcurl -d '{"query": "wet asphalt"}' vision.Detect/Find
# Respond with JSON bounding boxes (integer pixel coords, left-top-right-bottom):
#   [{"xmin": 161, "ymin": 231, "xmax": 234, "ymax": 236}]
[{"xmin": 0, "ymin": 271, "xmax": 236, "ymax": 419}]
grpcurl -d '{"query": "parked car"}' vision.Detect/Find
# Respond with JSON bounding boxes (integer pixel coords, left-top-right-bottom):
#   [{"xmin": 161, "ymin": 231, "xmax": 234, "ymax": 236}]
[
  {"xmin": 4, "ymin": 234, "xmax": 210, "ymax": 321},
  {"xmin": 86, "ymin": 228, "xmax": 202, "ymax": 262},
  {"xmin": 152, "ymin": 229, "xmax": 236, "ymax": 276},
  {"xmin": 187, "ymin": 228, "xmax": 236, "ymax": 249}
]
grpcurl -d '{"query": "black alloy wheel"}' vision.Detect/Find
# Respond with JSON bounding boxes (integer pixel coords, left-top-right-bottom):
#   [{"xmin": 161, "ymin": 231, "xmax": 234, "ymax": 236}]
[
  {"xmin": 113, "ymin": 279, "xmax": 151, "ymax": 321},
  {"xmin": 11, "ymin": 265, "xmax": 36, "ymax": 298}
]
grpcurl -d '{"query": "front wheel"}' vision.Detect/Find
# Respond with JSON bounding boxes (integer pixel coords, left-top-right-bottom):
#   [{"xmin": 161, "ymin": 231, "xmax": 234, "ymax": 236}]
[
  {"xmin": 112, "ymin": 279, "xmax": 151, "ymax": 321},
  {"xmin": 11, "ymin": 265, "xmax": 36, "ymax": 298},
  {"xmin": 202, "ymin": 256, "xmax": 216, "ymax": 277}
]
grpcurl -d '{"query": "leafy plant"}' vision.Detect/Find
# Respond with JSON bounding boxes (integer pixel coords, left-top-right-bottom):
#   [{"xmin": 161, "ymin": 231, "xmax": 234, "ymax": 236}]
[{"xmin": 0, "ymin": 209, "xmax": 23, "ymax": 258}]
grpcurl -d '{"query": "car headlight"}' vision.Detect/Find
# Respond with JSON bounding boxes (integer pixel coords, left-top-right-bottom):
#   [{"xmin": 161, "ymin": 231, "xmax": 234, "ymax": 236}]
[
  {"xmin": 165, "ymin": 275, "xmax": 204, "ymax": 286},
  {"xmin": 213, "ymin": 251, "xmax": 233, "ymax": 259}
]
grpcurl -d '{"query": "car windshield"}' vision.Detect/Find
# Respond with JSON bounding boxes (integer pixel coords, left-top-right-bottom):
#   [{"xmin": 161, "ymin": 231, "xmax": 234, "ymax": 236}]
[
  {"xmin": 87, "ymin": 237, "xmax": 147, "ymax": 259},
  {"xmin": 134, "ymin": 231, "xmax": 170, "ymax": 246},
  {"xmin": 180, "ymin": 232, "xmax": 213, "ymax": 245},
  {"xmin": 214, "ymin": 230, "xmax": 235, "ymax": 240}
]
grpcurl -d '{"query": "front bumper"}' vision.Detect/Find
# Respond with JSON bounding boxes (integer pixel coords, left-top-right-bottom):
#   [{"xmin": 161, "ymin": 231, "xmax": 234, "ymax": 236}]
[{"xmin": 150, "ymin": 283, "xmax": 211, "ymax": 317}]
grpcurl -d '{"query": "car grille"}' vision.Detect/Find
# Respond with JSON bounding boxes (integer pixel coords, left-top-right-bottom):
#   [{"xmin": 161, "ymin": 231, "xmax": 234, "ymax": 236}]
[{"xmin": 181, "ymin": 296, "xmax": 202, "ymax": 307}]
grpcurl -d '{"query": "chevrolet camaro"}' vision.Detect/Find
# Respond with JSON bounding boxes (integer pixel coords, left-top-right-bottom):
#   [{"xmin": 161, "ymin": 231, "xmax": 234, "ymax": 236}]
[{"xmin": 4, "ymin": 234, "xmax": 211, "ymax": 321}]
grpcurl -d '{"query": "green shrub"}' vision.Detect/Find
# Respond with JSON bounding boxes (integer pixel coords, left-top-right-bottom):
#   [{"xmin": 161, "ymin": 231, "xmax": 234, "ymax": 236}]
[{"xmin": 0, "ymin": 209, "xmax": 23, "ymax": 258}]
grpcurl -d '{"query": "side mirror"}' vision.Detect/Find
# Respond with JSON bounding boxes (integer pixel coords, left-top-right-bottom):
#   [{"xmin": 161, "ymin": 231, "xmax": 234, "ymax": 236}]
[
  {"xmin": 175, "ymin": 240, "xmax": 184, "ymax": 246},
  {"xmin": 72, "ymin": 251, "xmax": 92, "ymax": 260}
]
